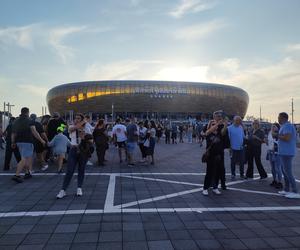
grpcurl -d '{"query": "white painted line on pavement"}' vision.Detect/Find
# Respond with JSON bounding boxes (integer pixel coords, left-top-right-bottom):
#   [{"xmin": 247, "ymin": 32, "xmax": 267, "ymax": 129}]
[
  {"xmin": 121, "ymin": 175, "xmax": 203, "ymax": 187},
  {"xmin": 0, "ymin": 172, "xmax": 263, "ymax": 176},
  {"xmin": 115, "ymin": 187, "xmax": 203, "ymax": 209},
  {"xmin": 104, "ymin": 174, "xmax": 117, "ymax": 212},
  {"xmin": 227, "ymin": 187, "xmax": 281, "ymax": 196},
  {"xmin": 2, "ymin": 206, "xmax": 300, "ymax": 218}
]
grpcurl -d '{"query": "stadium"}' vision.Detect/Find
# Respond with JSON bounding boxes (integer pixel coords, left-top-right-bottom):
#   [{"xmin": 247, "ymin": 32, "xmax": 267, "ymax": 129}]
[{"xmin": 46, "ymin": 80, "xmax": 249, "ymax": 120}]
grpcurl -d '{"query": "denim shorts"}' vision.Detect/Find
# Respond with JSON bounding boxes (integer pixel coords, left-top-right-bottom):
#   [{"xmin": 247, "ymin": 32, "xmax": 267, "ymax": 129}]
[
  {"xmin": 17, "ymin": 143, "xmax": 34, "ymax": 158},
  {"xmin": 126, "ymin": 142, "xmax": 136, "ymax": 153}
]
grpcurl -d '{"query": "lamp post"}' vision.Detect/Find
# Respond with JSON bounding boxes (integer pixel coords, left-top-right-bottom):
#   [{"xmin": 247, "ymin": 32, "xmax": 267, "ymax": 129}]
[
  {"xmin": 111, "ymin": 103, "xmax": 114, "ymax": 123},
  {"xmin": 291, "ymin": 98, "xmax": 294, "ymax": 124}
]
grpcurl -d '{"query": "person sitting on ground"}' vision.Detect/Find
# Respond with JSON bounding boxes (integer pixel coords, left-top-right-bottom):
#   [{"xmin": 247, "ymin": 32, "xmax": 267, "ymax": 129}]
[{"xmin": 48, "ymin": 125, "xmax": 71, "ymax": 173}]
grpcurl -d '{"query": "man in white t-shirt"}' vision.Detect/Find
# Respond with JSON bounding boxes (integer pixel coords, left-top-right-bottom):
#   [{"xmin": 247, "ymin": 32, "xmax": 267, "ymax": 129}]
[{"xmin": 112, "ymin": 119, "xmax": 127, "ymax": 163}]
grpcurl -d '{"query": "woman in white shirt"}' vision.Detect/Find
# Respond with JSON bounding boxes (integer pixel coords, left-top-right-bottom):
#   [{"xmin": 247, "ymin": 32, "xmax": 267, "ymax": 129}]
[{"xmin": 267, "ymin": 123, "xmax": 283, "ymax": 189}]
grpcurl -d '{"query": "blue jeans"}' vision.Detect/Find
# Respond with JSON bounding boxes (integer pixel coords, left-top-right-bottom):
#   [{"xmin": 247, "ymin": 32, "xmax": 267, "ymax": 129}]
[
  {"xmin": 280, "ymin": 155, "xmax": 297, "ymax": 193},
  {"xmin": 269, "ymin": 151, "xmax": 282, "ymax": 182},
  {"xmin": 62, "ymin": 147, "xmax": 88, "ymax": 190},
  {"xmin": 187, "ymin": 133, "xmax": 192, "ymax": 143}
]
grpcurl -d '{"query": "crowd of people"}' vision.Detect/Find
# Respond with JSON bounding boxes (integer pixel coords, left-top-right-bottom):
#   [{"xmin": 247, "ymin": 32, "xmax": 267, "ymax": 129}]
[
  {"xmin": 201, "ymin": 110, "xmax": 299, "ymax": 199},
  {"xmin": 1, "ymin": 107, "xmax": 299, "ymax": 199}
]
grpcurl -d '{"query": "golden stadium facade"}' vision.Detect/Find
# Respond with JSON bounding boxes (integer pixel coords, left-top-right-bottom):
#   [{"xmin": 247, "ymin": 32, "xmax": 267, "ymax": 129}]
[{"xmin": 46, "ymin": 80, "xmax": 249, "ymax": 119}]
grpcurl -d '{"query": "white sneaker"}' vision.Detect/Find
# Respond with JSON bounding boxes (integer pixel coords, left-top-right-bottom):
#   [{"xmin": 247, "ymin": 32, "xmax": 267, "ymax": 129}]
[
  {"xmin": 212, "ymin": 189, "xmax": 221, "ymax": 195},
  {"xmin": 285, "ymin": 192, "xmax": 300, "ymax": 199},
  {"xmin": 56, "ymin": 190, "xmax": 66, "ymax": 199},
  {"xmin": 278, "ymin": 190, "xmax": 289, "ymax": 196},
  {"xmin": 77, "ymin": 188, "xmax": 83, "ymax": 196},
  {"xmin": 86, "ymin": 161, "xmax": 93, "ymax": 166},
  {"xmin": 202, "ymin": 189, "xmax": 208, "ymax": 196},
  {"xmin": 41, "ymin": 165, "xmax": 49, "ymax": 171}
]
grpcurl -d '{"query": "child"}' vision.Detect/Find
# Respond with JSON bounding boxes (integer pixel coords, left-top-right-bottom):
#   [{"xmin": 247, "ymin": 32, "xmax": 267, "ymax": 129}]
[{"xmin": 48, "ymin": 125, "xmax": 71, "ymax": 173}]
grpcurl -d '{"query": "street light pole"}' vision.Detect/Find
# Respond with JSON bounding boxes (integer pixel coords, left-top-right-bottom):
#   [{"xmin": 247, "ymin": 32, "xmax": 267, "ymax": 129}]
[
  {"xmin": 259, "ymin": 105, "xmax": 262, "ymax": 122},
  {"xmin": 112, "ymin": 103, "xmax": 114, "ymax": 123},
  {"xmin": 291, "ymin": 98, "xmax": 294, "ymax": 124}
]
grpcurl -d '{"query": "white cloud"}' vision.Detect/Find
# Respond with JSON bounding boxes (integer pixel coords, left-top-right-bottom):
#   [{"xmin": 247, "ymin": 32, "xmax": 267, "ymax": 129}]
[
  {"xmin": 217, "ymin": 58, "xmax": 240, "ymax": 73},
  {"xmin": 286, "ymin": 43, "xmax": 300, "ymax": 52},
  {"xmin": 173, "ymin": 20, "xmax": 226, "ymax": 40},
  {"xmin": 49, "ymin": 26, "xmax": 87, "ymax": 64},
  {"xmin": 17, "ymin": 84, "xmax": 49, "ymax": 97},
  {"xmin": 152, "ymin": 66, "xmax": 209, "ymax": 82},
  {"xmin": 84, "ymin": 60, "xmax": 164, "ymax": 80},
  {"xmin": 170, "ymin": 0, "xmax": 217, "ymax": 18},
  {"xmin": 0, "ymin": 24, "xmax": 38, "ymax": 50},
  {"xmin": 206, "ymin": 57, "xmax": 300, "ymax": 122},
  {"xmin": 0, "ymin": 23, "xmax": 112, "ymax": 64}
]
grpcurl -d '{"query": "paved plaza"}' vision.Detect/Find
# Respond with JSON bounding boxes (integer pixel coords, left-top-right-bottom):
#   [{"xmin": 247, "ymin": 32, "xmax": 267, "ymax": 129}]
[{"xmin": 0, "ymin": 142, "xmax": 300, "ymax": 250}]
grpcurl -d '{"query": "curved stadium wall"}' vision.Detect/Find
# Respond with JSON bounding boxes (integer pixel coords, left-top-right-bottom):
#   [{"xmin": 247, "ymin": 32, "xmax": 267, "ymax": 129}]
[{"xmin": 46, "ymin": 80, "xmax": 249, "ymax": 119}]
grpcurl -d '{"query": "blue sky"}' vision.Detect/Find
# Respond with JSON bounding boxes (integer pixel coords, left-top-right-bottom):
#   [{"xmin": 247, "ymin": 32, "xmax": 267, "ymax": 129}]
[{"xmin": 0, "ymin": 0, "xmax": 300, "ymax": 122}]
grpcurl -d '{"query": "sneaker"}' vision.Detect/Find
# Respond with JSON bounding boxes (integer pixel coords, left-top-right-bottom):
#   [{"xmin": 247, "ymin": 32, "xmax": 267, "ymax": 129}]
[
  {"xmin": 77, "ymin": 188, "xmax": 83, "ymax": 196},
  {"xmin": 202, "ymin": 189, "xmax": 208, "ymax": 196},
  {"xmin": 212, "ymin": 189, "xmax": 221, "ymax": 195},
  {"xmin": 41, "ymin": 165, "xmax": 49, "ymax": 171},
  {"xmin": 86, "ymin": 161, "xmax": 93, "ymax": 166},
  {"xmin": 56, "ymin": 190, "xmax": 66, "ymax": 199},
  {"xmin": 285, "ymin": 192, "xmax": 300, "ymax": 199},
  {"xmin": 24, "ymin": 173, "xmax": 32, "ymax": 179},
  {"xmin": 221, "ymin": 185, "xmax": 227, "ymax": 190},
  {"xmin": 270, "ymin": 180, "xmax": 277, "ymax": 187},
  {"xmin": 278, "ymin": 190, "xmax": 289, "ymax": 196},
  {"xmin": 12, "ymin": 175, "xmax": 23, "ymax": 183},
  {"xmin": 260, "ymin": 175, "xmax": 268, "ymax": 180}
]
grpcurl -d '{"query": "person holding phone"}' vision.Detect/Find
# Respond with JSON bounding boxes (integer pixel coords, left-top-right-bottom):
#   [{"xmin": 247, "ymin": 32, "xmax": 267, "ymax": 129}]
[{"xmin": 202, "ymin": 110, "xmax": 228, "ymax": 196}]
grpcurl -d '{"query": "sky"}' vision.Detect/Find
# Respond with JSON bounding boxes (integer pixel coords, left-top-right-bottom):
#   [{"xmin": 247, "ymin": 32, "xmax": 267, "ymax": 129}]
[{"xmin": 0, "ymin": 0, "xmax": 300, "ymax": 122}]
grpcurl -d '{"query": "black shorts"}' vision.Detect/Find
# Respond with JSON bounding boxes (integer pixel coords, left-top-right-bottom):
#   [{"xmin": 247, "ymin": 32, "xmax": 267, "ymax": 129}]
[
  {"xmin": 117, "ymin": 141, "xmax": 126, "ymax": 148},
  {"xmin": 34, "ymin": 142, "xmax": 44, "ymax": 154}
]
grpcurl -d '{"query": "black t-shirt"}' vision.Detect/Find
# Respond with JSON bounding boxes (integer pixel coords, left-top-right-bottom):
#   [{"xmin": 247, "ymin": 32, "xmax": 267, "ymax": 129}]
[
  {"xmin": 12, "ymin": 115, "xmax": 35, "ymax": 143},
  {"xmin": 204, "ymin": 123, "xmax": 228, "ymax": 155},
  {"xmin": 248, "ymin": 129, "xmax": 264, "ymax": 147},
  {"xmin": 47, "ymin": 118, "xmax": 66, "ymax": 141},
  {"xmin": 93, "ymin": 127, "xmax": 108, "ymax": 146}
]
